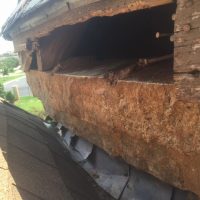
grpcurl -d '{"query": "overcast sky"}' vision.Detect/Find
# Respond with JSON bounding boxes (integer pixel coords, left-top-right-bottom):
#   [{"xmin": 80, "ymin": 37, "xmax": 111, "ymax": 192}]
[{"xmin": 0, "ymin": 0, "xmax": 18, "ymax": 54}]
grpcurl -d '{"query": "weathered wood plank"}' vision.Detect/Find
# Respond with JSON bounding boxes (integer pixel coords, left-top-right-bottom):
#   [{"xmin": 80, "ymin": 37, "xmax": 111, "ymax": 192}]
[
  {"xmin": 174, "ymin": 0, "xmax": 200, "ymax": 71},
  {"xmin": 174, "ymin": 74, "xmax": 200, "ymax": 101},
  {"xmin": 174, "ymin": 0, "xmax": 200, "ymax": 101},
  {"xmin": 20, "ymin": 51, "xmax": 32, "ymax": 72},
  {"xmin": 11, "ymin": 0, "xmax": 173, "ymax": 51},
  {"xmin": 173, "ymin": 28, "xmax": 200, "ymax": 48},
  {"xmin": 174, "ymin": 46, "xmax": 200, "ymax": 72},
  {"xmin": 175, "ymin": 1, "xmax": 200, "ymax": 32},
  {"xmin": 36, "ymin": 49, "xmax": 43, "ymax": 71},
  {"xmin": 26, "ymin": 70, "xmax": 200, "ymax": 197}
]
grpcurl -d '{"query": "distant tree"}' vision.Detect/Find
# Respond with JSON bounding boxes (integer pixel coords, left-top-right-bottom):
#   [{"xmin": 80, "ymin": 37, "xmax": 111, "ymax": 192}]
[
  {"xmin": 6, "ymin": 91, "xmax": 16, "ymax": 104},
  {"xmin": 2, "ymin": 67, "xmax": 9, "ymax": 76},
  {"xmin": 0, "ymin": 57, "xmax": 19, "ymax": 74},
  {"xmin": 0, "ymin": 83, "xmax": 17, "ymax": 103}
]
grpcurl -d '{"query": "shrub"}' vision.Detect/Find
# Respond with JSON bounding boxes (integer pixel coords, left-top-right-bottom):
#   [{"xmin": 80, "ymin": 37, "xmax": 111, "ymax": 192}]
[
  {"xmin": 0, "ymin": 57, "xmax": 19, "ymax": 74},
  {"xmin": 2, "ymin": 67, "xmax": 9, "ymax": 76},
  {"xmin": 0, "ymin": 83, "xmax": 6, "ymax": 99},
  {"xmin": 6, "ymin": 91, "xmax": 16, "ymax": 104}
]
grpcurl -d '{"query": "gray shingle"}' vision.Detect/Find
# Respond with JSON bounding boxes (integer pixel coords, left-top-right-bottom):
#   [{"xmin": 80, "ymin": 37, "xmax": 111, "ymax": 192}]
[{"xmin": 0, "ymin": 101, "xmax": 114, "ymax": 200}]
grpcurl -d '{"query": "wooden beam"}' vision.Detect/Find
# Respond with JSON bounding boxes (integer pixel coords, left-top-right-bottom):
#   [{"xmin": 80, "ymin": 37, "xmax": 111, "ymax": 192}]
[
  {"xmin": 36, "ymin": 49, "xmax": 43, "ymax": 71},
  {"xmin": 21, "ymin": 50, "xmax": 32, "ymax": 72},
  {"xmin": 174, "ymin": 0, "xmax": 200, "ymax": 73},
  {"xmin": 174, "ymin": 0, "xmax": 200, "ymax": 102},
  {"xmin": 174, "ymin": 73, "xmax": 200, "ymax": 101},
  {"xmin": 11, "ymin": 0, "xmax": 173, "ymax": 51}
]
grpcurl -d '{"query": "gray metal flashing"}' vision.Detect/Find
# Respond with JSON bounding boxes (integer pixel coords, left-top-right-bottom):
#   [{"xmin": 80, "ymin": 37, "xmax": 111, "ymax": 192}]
[{"xmin": 50, "ymin": 121, "xmax": 198, "ymax": 200}]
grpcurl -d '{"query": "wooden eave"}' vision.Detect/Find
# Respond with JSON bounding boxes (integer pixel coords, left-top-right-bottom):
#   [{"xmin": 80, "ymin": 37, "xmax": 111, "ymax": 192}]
[{"xmin": 7, "ymin": 0, "xmax": 173, "ymax": 52}]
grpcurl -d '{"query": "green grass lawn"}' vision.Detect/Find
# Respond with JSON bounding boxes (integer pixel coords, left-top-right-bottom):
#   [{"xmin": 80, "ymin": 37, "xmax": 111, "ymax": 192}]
[
  {"xmin": 0, "ymin": 74, "xmax": 25, "ymax": 84},
  {"xmin": 15, "ymin": 96, "xmax": 46, "ymax": 119}
]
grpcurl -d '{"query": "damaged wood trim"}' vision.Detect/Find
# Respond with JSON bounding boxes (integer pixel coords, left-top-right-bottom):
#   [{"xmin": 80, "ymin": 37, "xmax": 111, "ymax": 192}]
[
  {"xmin": 174, "ymin": 73, "xmax": 200, "ymax": 102},
  {"xmin": 25, "ymin": 69, "xmax": 200, "ymax": 197},
  {"xmin": 11, "ymin": 0, "xmax": 173, "ymax": 51},
  {"xmin": 36, "ymin": 49, "xmax": 43, "ymax": 71},
  {"xmin": 21, "ymin": 50, "xmax": 32, "ymax": 72},
  {"xmin": 19, "ymin": 39, "xmax": 44, "ymax": 72},
  {"xmin": 174, "ymin": 0, "xmax": 200, "ymax": 102}
]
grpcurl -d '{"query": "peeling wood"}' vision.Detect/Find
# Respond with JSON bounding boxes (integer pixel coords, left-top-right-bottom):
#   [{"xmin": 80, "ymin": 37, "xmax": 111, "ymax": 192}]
[
  {"xmin": 174, "ymin": 0, "xmax": 200, "ymax": 101},
  {"xmin": 36, "ymin": 49, "xmax": 43, "ymax": 71},
  {"xmin": 175, "ymin": 1, "xmax": 200, "ymax": 24},
  {"xmin": 26, "ymin": 70, "xmax": 200, "ymax": 197},
  {"xmin": 174, "ymin": 73, "xmax": 200, "ymax": 101},
  {"xmin": 10, "ymin": 0, "xmax": 173, "ymax": 51},
  {"xmin": 173, "ymin": 28, "xmax": 200, "ymax": 48},
  {"xmin": 174, "ymin": 46, "xmax": 200, "ymax": 72},
  {"xmin": 21, "ymin": 51, "xmax": 32, "ymax": 72}
]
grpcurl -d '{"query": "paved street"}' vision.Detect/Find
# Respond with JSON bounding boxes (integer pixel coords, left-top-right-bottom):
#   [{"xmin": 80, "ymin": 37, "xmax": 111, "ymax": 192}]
[{"xmin": 3, "ymin": 76, "xmax": 32, "ymax": 96}]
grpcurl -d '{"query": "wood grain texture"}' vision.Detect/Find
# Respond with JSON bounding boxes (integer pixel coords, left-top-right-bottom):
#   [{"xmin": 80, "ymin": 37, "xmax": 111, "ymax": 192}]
[
  {"xmin": 174, "ymin": 0, "xmax": 200, "ymax": 72},
  {"xmin": 174, "ymin": 0, "xmax": 200, "ymax": 101},
  {"xmin": 26, "ymin": 70, "xmax": 200, "ymax": 197},
  {"xmin": 11, "ymin": 0, "xmax": 173, "ymax": 51},
  {"xmin": 174, "ymin": 74, "xmax": 200, "ymax": 101}
]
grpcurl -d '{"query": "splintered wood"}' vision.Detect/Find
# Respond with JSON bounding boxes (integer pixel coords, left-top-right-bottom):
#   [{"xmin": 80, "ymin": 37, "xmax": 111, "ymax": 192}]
[
  {"xmin": 26, "ymin": 69, "xmax": 200, "ymax": 197},
  {"xmin": 174, "ymin": 0, "xmax": 200, "ymax": 101}
]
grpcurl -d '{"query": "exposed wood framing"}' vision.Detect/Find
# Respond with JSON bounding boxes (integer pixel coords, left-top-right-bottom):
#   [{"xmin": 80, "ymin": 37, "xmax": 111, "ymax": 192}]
[
  {"xmin": 174, "ymin": 74, "xmax": 200, "ymax": 101},
  {"xmin": 36, "ymin": 49, "xmax": 43, "ymax": 71},
  {"xmin": 31, "ymin": 40, "xmax": 43, "ymax": 71},
  {"xmin": 174, "ymin": 0, "xmax": 200, "ymax": 72},
  {"xmin": 20, "ymin": 39, "xmax": 44, "ymax": 72},
  {"xmin": 11, "ymin": 0, "xmax": 173, "ymax": 51},
  {"xmin": 174, "ymin": 0, "xmax": 200, "ymax": 101},
  {"xmin": 20, "ymin": 50, "xmax": 32, "ymax": 72}
]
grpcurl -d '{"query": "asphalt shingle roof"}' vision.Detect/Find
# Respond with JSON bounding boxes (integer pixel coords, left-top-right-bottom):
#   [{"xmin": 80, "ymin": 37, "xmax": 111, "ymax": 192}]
[{"xmin": 0, "ymin": 100, "xmax": 113, "ymax": 200}]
